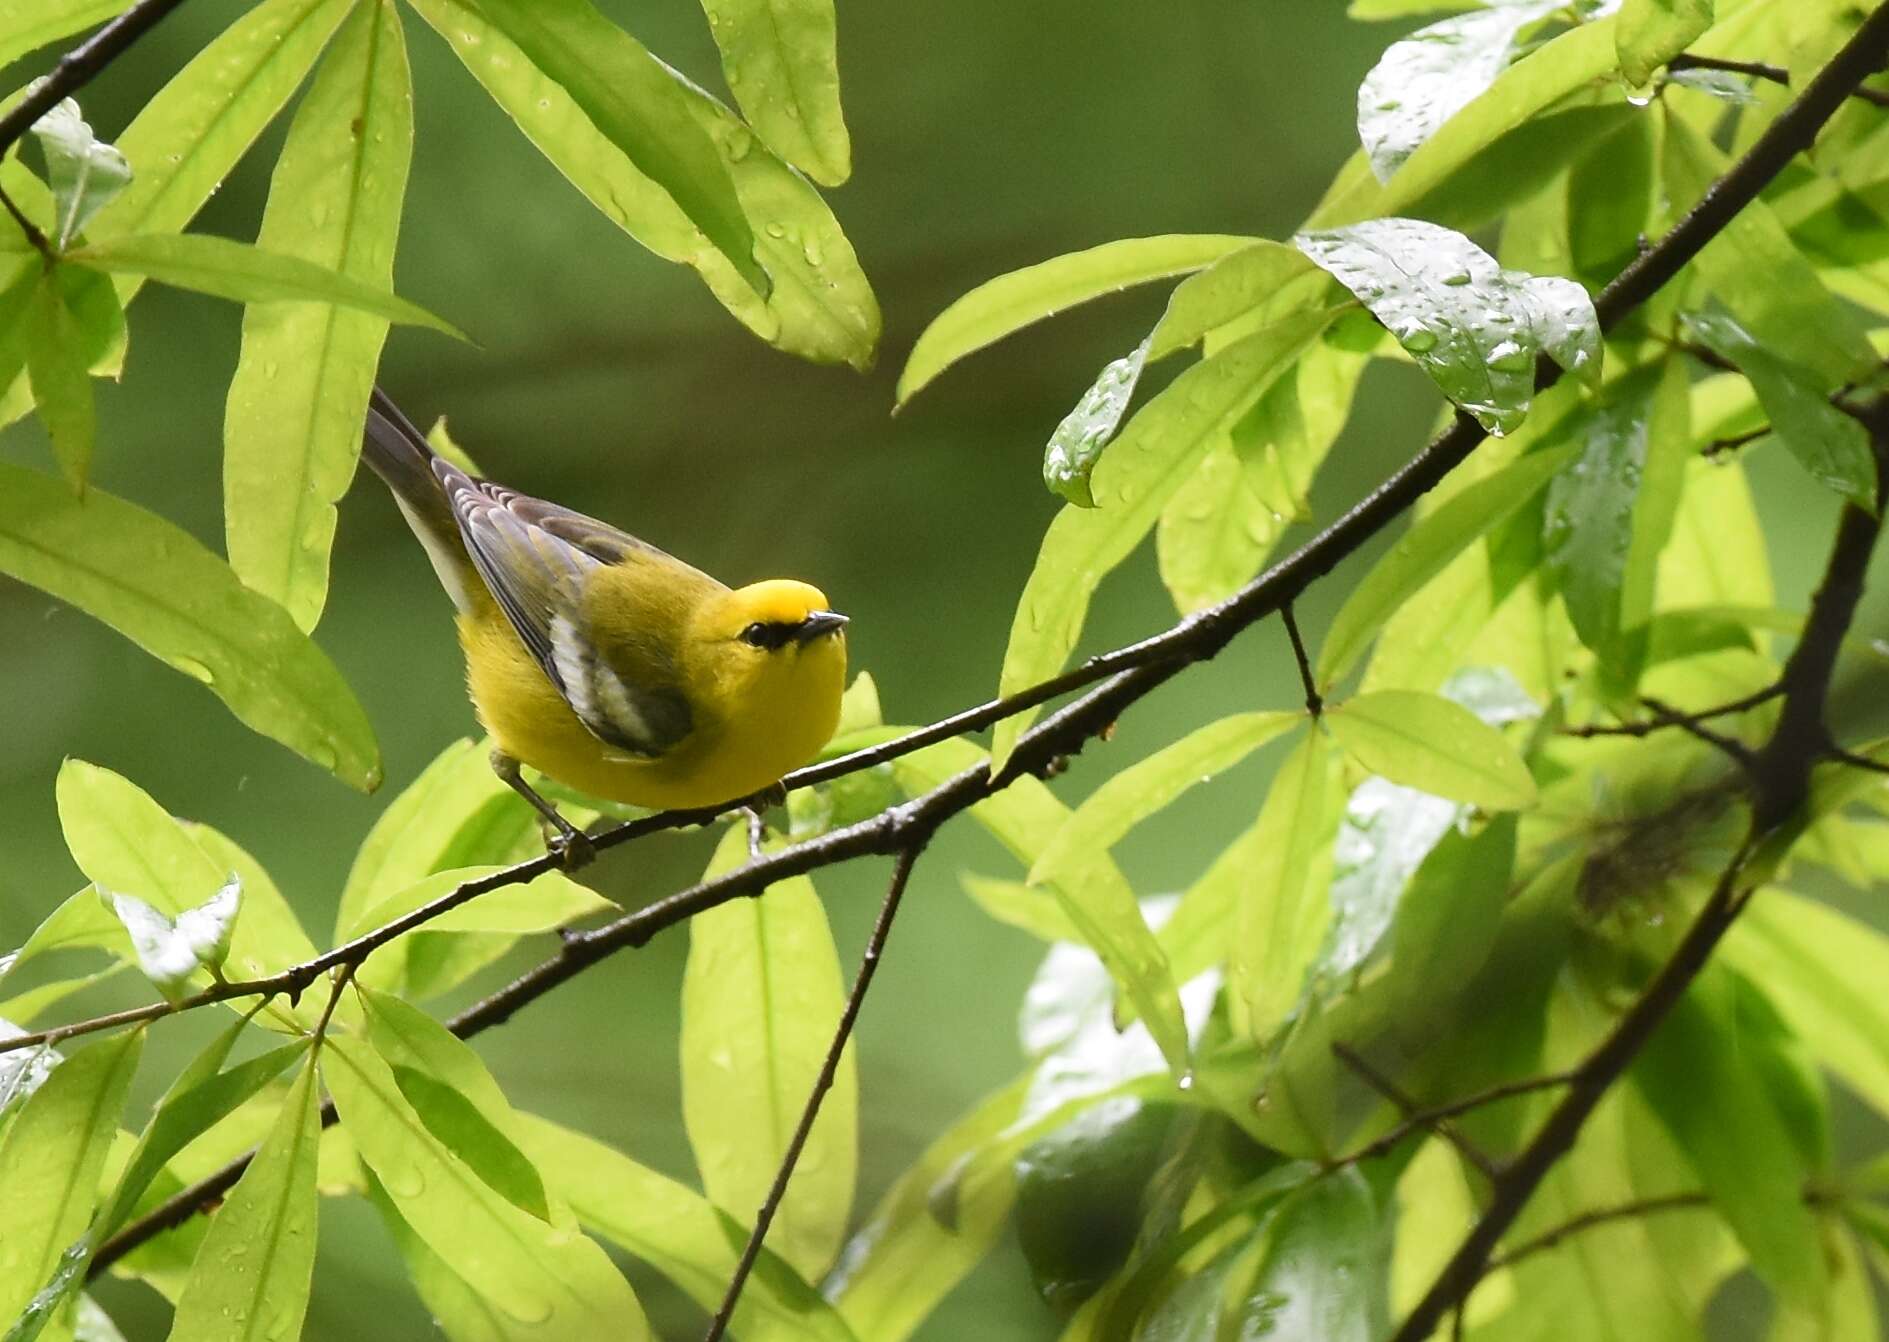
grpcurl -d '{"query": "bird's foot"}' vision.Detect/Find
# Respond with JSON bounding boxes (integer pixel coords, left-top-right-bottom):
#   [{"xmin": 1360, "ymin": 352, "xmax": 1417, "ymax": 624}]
[{"xmin": 541, "ymin": 817, "xmax": 597, "ymax": 871}]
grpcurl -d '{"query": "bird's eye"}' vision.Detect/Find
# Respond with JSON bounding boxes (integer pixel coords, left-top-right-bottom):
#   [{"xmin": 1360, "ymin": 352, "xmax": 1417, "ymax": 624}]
[{"xmin": 740, "ymin": 622, "xmax": 778, "ymax": 649}]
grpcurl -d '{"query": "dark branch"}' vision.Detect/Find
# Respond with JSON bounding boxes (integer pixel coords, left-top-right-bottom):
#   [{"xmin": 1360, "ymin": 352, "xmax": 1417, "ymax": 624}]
[
  {"xmin": 1282, "ymin": 605, "xmax": 1322, "ymax": 716},
  {"xmin": 1332, "ymin": 1043, "xmax": 1500, "ymax": 1180},
  {"xmin": 702, "ymin": 846, "xmax": 925, "ymax": 1342},
  {"xmin": 1483, "ymin": 1192, "xmax": 1712, "ymax": 1272}
]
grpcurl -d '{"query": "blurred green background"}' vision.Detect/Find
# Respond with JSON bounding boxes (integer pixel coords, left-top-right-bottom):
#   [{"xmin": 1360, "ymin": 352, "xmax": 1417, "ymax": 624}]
[{"xmin": 0, "ymin": 2, "xmax": 1871, "ymax": 1338}]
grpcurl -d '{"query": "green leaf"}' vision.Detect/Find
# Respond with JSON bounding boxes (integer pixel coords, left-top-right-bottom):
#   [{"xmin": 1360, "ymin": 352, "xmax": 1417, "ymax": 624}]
[
  {"xmin": 1662, "ymin": 111, "xmax": 1876, "ymax": 386},
  {"xmin": 958, "ymin": 874, "xmax": 1078, "ymax": 943},
  {"xmin": 1545, "ymin": 360, "xmax": 1693, "ymax": 664},
  {"xmin": 365, "ymin": 1176, "xmax": 535, "ymax": 1342},
  {"xmin": 1042, "ymin": 338, "xmax": 1149, "ymax": 508},
  {"xmin": 98, "ymin": 1032, "xmax": 307, "ymax": 1244},
  {"xmin": 1296, "ymin": 218, "xmax": 1598, "ymax": 435},
  {"xmin": 1231, "ymin": 729, "xmax": 1341, "ymax": 1039},
  {"xmin": 827, "ymin": 1079, "xmax": 1030, "ymax": 1342},
  {"xmin": 29, "ymin": 99, "xmax": 131, "ymax": 250},
  {"xmin": 1723, "ymin": 890, "xmax": 1889, "ymax": 1123},
  {"xmin": 991, "ymin": 306, "xmax": 1335, "ymax": 770},
  {"xmin": 108, "ymin": 879, "xmax": 240, "ymax": 1001},
  {"xmin": 1356, "ymin": 2, "xmax": 1560, "ymax": 182},
  {"xmin": 1684, "ymin": 305, "xmax": 1875, "ymax": 508},
  {"xmin": 471, "ymin": 0, "xmax": 762, "ymax": 295},
  {"xmin": 407, "ymin": 0, "xmax": 875, "ymax": 368},
  {"xmin": 1146, "ymin": 240, "xmax": 1325, "ymax": 362},
  {"xmin": 88, "ymin": 0, "xmax": 355, "ymax": 260},
  {"xmin": 514, "ymin": 1112, "xmax": 858, "ymax": 1342},
  {"xmin": 1313, "ymin": 17, "xmax": 1623, "ymax": 229},
  {"xmin": 1326, "ymin": 690, "xmax": 1537, "ymax": 810},
  {"xmin": 1633, "ymin": 965, "xmax": 1825, "ymax": 1308},
  {"xmin": 73, "ymin": 232, "xmax": 457, "ymax": 336},
  {"xmin": 24, "ymin": 273, "xmax": 96, "ymax": 491},
  {"xmin": 1231, "ymin": 1168, "xmax": 1388, "ymax": 1342},
  {"xmin": 0, "ymin": 1, "xmax": 130, "ymax": 69},
  {"xmin": 1570, "ymin": 110, "xmax": 1659, "ymax": 288},
  {"xmin": 1154, "ymin": 439, "xmax": 1287, "ymax": 617},
  {"xmin": 360, "ymin": 988, "xmax": 549, "ymax": 1222},
  {"xmin": 324, "ymin": 1036, "xmax": 649, "ymax": 1339},
  {"xmin": 223, "ymin": 0, "xmax": 414, "ymax": 632},
  {"xmin": 700, "ymin": 0, "xmax": 850, "ymax": 185},
  {"xmin": 165, "ymin": 1058, "xmax": 321, "ymax": 1342},
  {"xmin": 1618, "ymin": 0, "xmax": 1714, "ymax": 88},
  {"xmin": 1030, "ymin": 712, "xmax": 1297, "ymax": 890},
  {"xmin": 896, "ymin": 234, "xmax": 1254, "ymax": 407},
  {"xmin": 682, "ymin": 826, "xmax": 855, "ymax": 1279},
  {"xmin": 58, "ymin": 761, "xmax": 240, "ymax": 918},
  {"xmin": 0, "ymin": 1030, "xmax": 141, "ymax": 1325},
  {"xmin": 0, "ymin": 472, "xmax": 379, "ymax": 786},
  {"xmin": 1319, "ymin": 441, "xmax": 1577, "ymax": 686}
]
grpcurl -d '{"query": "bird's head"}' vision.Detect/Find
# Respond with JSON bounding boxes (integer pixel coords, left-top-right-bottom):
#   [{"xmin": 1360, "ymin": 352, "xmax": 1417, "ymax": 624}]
[{"xmin": 689, "ymin": 579, "xmax": 850, "ymax": 730}]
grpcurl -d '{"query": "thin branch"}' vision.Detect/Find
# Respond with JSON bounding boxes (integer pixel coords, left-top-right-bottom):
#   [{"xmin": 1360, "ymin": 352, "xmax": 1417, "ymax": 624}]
[
  {"xmin": 1560, "ymin": 684, "xmax": 1781, "ymax": 740},
  {"xmin": 1670, "ymin": 51, "xmax": 1889, "ymax": 110},
  {"xmin": 1639, "ymin": 695, "xmax": 1757, "ymax": 767},
  {"xmin": 702, "ymin": 846, "xmax": 925, "ymax": 1342},
  {"xmin": 0, "ymin": 0, "xmax": 196, "ymax": 160},
  {"xmin": 82, "ymin": 0, "xmax": 1889, "ymax": 1274},
  {"xmin": 1332, "ymin": 1043, "xmax": 1500, "ymax": 1181},
  {"xmin": 1282, "ymin": 605, "xmax": 1322, "ymax": 716},
  {"xmin": 1702, "ymin": 425, "xmax": 1769, "ymax": 459},
  {"xmin": 1331, "ymin": 1071, "xmax": 1577, "ymax": 1169},
  {"xmin": 0, "ymin": 184, "xmax": 50, "ymax": 260},
  {"xmin": 1828, "ymin": 747, "xmax": 1889, "ymax": 776},
  {"xmin": 1484, "ymin": 1192, "xmax": 1712, "ymax": 1273}
]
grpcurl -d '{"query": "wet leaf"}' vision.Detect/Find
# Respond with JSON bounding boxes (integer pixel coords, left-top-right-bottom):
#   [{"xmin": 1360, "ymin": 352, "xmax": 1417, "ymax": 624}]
[
  {"xmin": 1357, "ymin": 2, "xmax": 1561, "ymax": 182},
  {"xmin": 1296, "ymin": 218, "xmax": 1598, "ymax": 435},
  {"xmin": 700, "ymin": 0, "xmax": 850, "ymax": 185},
  {"xmin": 107, "ymin": 877, "xmax": 240, "ymax": 1001},
  {"xmin": 1618, "ymin": 0, "xmax": 1714, "ymax": 89},
  {"xmin": 1043, "ymin": 339, "xmax": 1149, "ymax": 507},
  {"xmin": 29, "ymin": 98, "xmax": 131, "ymax": 249}
]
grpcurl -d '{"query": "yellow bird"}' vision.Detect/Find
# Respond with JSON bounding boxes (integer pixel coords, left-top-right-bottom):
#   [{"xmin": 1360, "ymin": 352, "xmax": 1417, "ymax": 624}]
[{"xmin": 361, "ymin": 388, "xmax": 848, "ymax": 864}]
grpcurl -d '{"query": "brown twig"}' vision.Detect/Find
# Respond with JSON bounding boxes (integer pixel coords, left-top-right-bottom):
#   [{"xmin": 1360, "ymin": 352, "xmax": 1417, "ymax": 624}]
[
  {"xmin": 0, "ymin": 0, "xmax": 195, "ymax": 160},
  {"xmin": 702, "ymin": 846, "xmax": 925, "ymax": 1342},
  {"xmin": 1560, "ymin": 684, "xmax": 1781, "ymax": 741},
  {"xmin": 1332, "ymin": 1043, "xmax": 1501, "ymax": 1181},
  {"xmin": 1670, "ymin": 51, "xmax": 1889, "ymax": 110},
  {"xmin": 1282, "ymin": 605, "xmax": 1322, "ymax": 716},
  {"xmin": 1483, "ymin": 1192, "xmax": 1712, "ymax": 1273},
  {"xmin": 1331, "ymin": 1071, "xmax": 1577, "ymax": 1169}
]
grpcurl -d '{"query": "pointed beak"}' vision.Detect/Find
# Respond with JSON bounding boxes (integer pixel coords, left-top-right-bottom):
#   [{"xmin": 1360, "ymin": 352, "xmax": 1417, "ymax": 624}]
[{"xmin": 794, "ymin": 609, "xmax": 849, "ymax": 643}]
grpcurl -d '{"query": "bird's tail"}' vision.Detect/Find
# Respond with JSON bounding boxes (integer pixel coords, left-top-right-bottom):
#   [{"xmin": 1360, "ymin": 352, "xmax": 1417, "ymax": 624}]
[{"xmin": 362, "ymin": 386, "xmax": 479, "ymax": 611}]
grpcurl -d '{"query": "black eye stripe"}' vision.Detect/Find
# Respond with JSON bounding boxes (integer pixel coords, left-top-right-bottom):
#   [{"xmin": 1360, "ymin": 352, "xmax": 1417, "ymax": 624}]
[{"xmin": 740, "ymin": 621, "xmax": 794, "ymax": 649}]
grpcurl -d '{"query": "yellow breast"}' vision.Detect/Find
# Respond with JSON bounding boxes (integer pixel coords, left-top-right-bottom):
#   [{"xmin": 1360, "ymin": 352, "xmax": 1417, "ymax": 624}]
[{"xmin": 459, "ymin": 597, "xmax": 846, "ymax": 811}]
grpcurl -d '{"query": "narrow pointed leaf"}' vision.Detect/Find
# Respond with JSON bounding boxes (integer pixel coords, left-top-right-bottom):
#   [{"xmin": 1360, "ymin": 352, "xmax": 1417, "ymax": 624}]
[
  {"xmin": 73, "ymin": 233, "xmax": 457, "ymax": 336},
  {"xmin": 324, "ymin": 1035, "xmax": 649, "ymax": 1339},
  {"xmin": 1326, "ymin": 690, "xmax": 1537, "ymax": 810},
  {"xmin": 897, "ymin": 235, "xmax": 1254, "ymax": 407},
  {"xmin": 1146, "ymin": 240, "xmax": 1325, "ymax": 362},
  {"xmin": 1683, "ymin": 305, "xmax": 1875, "ymax": 508},
  {"xmin": 1232, "ymin": 1168, "xmax": 1388, "ymax": 1340},
  {"xmin": 0, "ymin": 471, "xmax": 379, "ymax": 787},
  {"xmin": 0, "ymin": 1031, "xmax": 141, "ymax": 1325},
  {"xmin": 58, "ymin": 761, "xmax": 235, "ymax": 918},
  {"xmin": 88, "ymin": 0, "xmax": 356, "ymax": 258},
  {"xmin": 472, "ymin": 0, "xmax": 761, "ymax": 294},
  {"xmin": 1232, "ymin": 729, "xmax": 1340, "ymax": 1039},
  {"xmin": 24, "ymin": 276, "xmax": 95, "ymax": 492},
  {"xmin": 992, "ymin": 307, "xmax": 1334, "ymax": 771},
  {"xmin": 224, "ymin": 0, "xmax": 414, "ymax": 632},
  {"xmin": 165, "ymin": 1059, "xmax": 322, "ymax": 1342},
  {"xmin": 682, "ymin": 826, "xmax": 855, "ymax": 1280},
  {"xmin": 701, "ymin": 0, "xmax": 850, "ymax": 185}
]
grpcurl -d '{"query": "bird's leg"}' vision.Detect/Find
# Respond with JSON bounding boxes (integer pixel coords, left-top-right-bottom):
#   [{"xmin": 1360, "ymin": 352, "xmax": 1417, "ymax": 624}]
[
  {"xmin": 490, "ymin": 750, "xmax": 595, "ymax": 871},
  {"xmin": 744, "ymin": 780, "xmax": 788, "ymax": 859}
]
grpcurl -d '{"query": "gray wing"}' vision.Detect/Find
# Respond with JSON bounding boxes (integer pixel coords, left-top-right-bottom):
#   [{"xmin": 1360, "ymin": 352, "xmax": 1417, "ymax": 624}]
[{"xmin": 434, "ymin": 461, "xmax": 693, "ymax": 758}]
